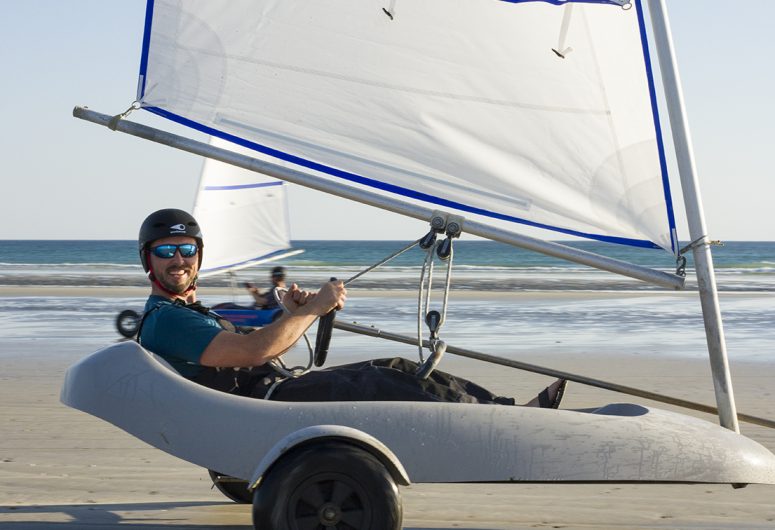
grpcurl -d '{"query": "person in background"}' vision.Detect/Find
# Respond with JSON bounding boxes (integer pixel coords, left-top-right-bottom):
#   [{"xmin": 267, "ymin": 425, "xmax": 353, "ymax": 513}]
[
  {"xmin": 245, "ymin": 266, "xmax": 286, "ymax": 309},
  {"xmin": 136, "ymin": 208, "xmax": 567, "ymax": 406}
]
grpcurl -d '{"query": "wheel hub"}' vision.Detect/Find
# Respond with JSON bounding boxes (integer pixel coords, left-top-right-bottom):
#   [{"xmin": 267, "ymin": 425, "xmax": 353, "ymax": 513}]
[{"xmin": 318, "ymin": 502, "xmax": 341, "ymax": 525}]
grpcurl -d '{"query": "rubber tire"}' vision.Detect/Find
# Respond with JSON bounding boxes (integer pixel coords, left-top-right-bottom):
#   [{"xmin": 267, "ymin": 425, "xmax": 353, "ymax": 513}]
[
  {"xmin": 115, "ymin": 309, "xmax": 140, "ymax": 338},
  {"xmin": 252, "ymin": 441, "xmax": 402, "ymax": 530},
  {"xmin": 208, "ymin": 469, "xmax": 253, "ymax": 504}
]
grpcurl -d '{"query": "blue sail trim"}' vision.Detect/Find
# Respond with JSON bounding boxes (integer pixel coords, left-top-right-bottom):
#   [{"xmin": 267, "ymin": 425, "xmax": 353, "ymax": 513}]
[
  {"xmin": 143, "ymin": 106, "xmax": 660, "ymax": 250},
  {"xmin": 635, "ymin": 0, "xmax": 679, "ymax": 255},
  {"xmin": 499, "ymin": 0, "xmax": 623, "ymax": 4},
  {"xmin": 200, "ymin": 248, "xmax": 294, "ymax": 275},
  {"xmin": 137, "ymin": 0, "xmax": 155, "ymax": 101},
  {"xmin": 204, "ymin": 181, "xmax": 284, "ymax": 191}
]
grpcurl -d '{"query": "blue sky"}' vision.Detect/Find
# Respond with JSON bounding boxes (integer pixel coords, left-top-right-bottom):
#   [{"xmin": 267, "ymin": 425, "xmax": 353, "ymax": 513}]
[{"xmin": 1, "ymin": 1, "xmax": 773, "ymax": 241}]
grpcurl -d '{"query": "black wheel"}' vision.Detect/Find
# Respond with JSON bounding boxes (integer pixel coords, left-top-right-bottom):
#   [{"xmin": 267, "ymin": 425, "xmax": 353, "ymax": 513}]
[
  {"xmin": 252, "ymin": 442, "xmax": 402, "ymax": 530},
  {"xmin": 115, "ymin": 309, "xmax": 140, "ymax": 338},
  {"xmin": 208, "ymin": 469, "xmax": 252, "ymax": 504}
]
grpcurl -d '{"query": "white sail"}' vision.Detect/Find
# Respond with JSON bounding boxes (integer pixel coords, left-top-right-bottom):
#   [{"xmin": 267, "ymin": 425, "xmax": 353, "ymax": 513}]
[
  {"xmin": 138, "ymin": 0, "xmax": 677, "ymax": 253},
  {"xmin": 193, "ymin": 137, "xmax": 299, "ymax": 277}
]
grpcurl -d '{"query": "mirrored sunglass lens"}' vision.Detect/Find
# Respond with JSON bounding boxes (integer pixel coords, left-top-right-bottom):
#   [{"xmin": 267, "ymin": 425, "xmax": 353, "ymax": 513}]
[
  {"xmin": 151, "ymin": 244, "xmax": 198, "ymax": 259},
  {"xmin": 152, "ymin": 245, "xmax": 177, "ymax": 258},
  {"xmin": 178, "ymin": 244, "xmax": 198, "ymax": 257}
]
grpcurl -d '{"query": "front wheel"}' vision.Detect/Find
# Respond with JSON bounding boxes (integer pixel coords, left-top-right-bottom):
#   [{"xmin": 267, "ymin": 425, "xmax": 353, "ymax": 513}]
[{"xmin": 252, "ymin": 441, "xmax": 402, "ymax": 530}]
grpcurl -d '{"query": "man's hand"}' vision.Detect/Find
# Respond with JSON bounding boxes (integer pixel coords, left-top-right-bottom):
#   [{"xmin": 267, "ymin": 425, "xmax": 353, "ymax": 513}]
[
  {"xmin": 281, "ymin": 281, "xmax": 346, "ymax": 315},
  {"xmin": 281, "ymin": 283, "xmax": 312, "ymax": 313},
  {"xmin": 313, "ymin": 280, "xmax": 347, "ymax": 315},
  {"xmin": 202, "ymin": 280, "xmax": 347, "ymax": 369}
]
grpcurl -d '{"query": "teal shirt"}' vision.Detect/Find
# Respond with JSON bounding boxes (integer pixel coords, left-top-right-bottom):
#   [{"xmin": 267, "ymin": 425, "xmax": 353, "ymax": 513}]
[{"xmin": 139, "ymin": 295, "xmax": 223, "ymax": 378}]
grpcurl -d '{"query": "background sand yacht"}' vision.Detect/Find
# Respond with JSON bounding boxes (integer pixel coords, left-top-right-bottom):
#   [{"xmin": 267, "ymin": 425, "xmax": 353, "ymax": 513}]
[{"xmin": 114, "ymin": 136, "xmax": 303, "ymax": 337}]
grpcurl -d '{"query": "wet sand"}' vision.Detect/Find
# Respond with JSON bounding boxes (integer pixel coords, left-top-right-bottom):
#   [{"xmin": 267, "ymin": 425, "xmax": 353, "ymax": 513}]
[{"xmin": 1, "ymin": 289, "xmax": 774, "ymax": 529}]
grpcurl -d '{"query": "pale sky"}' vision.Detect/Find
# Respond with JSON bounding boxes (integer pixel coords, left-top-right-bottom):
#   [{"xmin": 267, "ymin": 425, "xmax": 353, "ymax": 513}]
[{"xmin": 1, "ymin": 1, "xmax": 773, "ymax": 241}]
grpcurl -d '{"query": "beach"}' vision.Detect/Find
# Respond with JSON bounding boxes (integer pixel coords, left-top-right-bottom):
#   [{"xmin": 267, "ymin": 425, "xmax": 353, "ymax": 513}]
[{"xmin": 1, "ymin": 287, "xmax": 774, "ymax": 529}]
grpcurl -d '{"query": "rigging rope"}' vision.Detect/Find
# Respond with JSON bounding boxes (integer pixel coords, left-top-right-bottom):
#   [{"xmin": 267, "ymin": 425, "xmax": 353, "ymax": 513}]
[
  {"xmin": 417, "ymin": 242, "xmax": 436, "ymax": 363},
  {"xmin": 343, "ymin": 238, "xmax": 420, "ymax": 287}
]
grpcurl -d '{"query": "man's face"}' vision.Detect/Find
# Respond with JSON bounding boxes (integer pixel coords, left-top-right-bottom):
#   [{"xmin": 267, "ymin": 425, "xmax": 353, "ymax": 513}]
[{"xmin": 148, "ymin": 235, "xmax": 199, "ymax": 294}]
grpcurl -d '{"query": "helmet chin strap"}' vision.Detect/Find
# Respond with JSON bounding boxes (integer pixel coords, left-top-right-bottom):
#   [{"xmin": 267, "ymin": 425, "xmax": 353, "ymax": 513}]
[{"xmin": 147, "ymin": 250, "xmax": 198, "ymax": 298}]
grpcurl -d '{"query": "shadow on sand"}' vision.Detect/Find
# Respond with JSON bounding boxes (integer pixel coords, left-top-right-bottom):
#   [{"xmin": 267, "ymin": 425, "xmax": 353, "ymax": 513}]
[
  {"xmin": 0, "ymin": 501, "xmax": 477, "ymax": 530},
  {"xmin": 0, "ymin": 501, "xmax": 244, "ymax": 529}
]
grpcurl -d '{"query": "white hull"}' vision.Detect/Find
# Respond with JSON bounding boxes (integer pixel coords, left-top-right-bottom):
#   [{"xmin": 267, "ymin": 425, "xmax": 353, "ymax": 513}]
[{"xmin": 61, "ymin": 342, "xmax": 775, "ymax": 486}]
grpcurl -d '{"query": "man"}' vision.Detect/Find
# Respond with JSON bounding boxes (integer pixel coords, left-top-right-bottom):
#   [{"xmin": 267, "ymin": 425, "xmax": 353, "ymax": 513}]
[
  {"xmin": 137, "ymin": 208, "xmax": 566, "ymax": 406},
  {"xmin": 245, "ymin": 266, "xmax": 286, "ymax": 309}
]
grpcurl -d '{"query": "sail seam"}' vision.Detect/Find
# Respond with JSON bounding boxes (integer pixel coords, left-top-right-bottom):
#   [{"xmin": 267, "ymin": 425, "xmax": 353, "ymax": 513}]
[
  {"xmin": 173, "ymin": 50, "xmax": 611, "ymax": 116},
  {"xmin": 216, "ymin": 115, "xmax": 531, "ymax": 211},
  {"xmin": 203, "ymin": 182, "xmax": 284, "ymax": 191}
]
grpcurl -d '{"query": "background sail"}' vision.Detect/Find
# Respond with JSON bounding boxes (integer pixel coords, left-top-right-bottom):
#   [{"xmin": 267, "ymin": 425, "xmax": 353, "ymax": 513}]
[
  {"xmin": 139, "ymin": 0, "xmax": 677, "ymax": 252},
  {"xmin": 193, "ymin": 137, "xmax": 297, "ymax": 277}
]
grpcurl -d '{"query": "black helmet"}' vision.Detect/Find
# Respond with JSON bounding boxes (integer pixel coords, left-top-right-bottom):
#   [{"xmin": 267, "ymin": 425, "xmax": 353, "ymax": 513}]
[
  {"xmin": 271, "ymin": 266, "xmax": 286, "ymax": 279},
  {"xmin": 138, "ymin": 208, "xmax": 203, "ymax": 272}
]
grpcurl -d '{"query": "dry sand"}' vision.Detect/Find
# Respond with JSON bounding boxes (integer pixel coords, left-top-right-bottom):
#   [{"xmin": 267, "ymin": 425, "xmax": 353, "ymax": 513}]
[{"xmin": 1, "ymin": 289, "xmax": 774, "ymax": 529}]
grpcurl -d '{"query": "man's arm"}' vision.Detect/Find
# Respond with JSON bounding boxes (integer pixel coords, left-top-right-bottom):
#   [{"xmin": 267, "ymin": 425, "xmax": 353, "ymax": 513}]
[{"xmin": 200, "ymin": 281, "xmax": 346, "ymax": 368}]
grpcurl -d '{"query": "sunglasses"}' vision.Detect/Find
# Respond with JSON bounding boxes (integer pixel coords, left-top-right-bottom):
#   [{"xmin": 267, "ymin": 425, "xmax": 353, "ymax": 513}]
[{"xmin": 150, "ymin": 243, "xmax": 199, "ymax": 259}]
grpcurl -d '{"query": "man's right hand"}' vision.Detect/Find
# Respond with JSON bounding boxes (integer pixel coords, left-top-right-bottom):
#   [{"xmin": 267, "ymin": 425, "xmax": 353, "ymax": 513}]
[
  {"xmin": 202, "ymin": 281, "xmax": 347, "ymax": 369},
  {"xmin": 281, "ymin": 283, "xmax": 311, "ymax": 313},
  {"xmin": 281, "ymin": 280, "xmax": 346, "ymax": 316},
  {"xmin": 314, "ymin": 280, "xmax": 347, "ymax": 315}
]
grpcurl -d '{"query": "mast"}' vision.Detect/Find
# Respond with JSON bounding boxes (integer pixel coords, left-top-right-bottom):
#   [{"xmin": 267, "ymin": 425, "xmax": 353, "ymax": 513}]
[{"xmin": 647, "ymin": 0, "xmax": 739, "ymax": 432}]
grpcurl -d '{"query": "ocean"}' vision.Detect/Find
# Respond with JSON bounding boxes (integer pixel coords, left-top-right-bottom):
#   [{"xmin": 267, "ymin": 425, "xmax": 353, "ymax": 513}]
[
  {"xmin": 0, "ymin": 240, "xmax": 772, "ymax": 363},
  {"xmin": 1, "ymin": 239, "xmax": 773, "ymax": 291}
]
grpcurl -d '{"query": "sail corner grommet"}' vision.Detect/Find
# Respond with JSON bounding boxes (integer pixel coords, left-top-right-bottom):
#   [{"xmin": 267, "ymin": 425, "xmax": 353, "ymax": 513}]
[{"xmin": 107, "ymin": 101, "xmax": 141, "ymax": 131}]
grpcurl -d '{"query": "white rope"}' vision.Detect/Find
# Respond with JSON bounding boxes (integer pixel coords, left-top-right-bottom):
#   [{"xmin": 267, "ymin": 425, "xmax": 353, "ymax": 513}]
[
  {"xmin": 263, "ymin": 375, "xmax": 288, "ymax": 400},
  {"xmin": 416, "ymin": 243, "xmax": 436, "ymax": 362},
  {"xmin": 265, "ymin": 239, "xmax": 421, "ymax": 374},
  {"xmin": 416, "ymin": 238, "xmax": 456, "ymax": 363},
  {"xmin": 439, "ymin": 243, "xmax": 454, "ymax": 329}
]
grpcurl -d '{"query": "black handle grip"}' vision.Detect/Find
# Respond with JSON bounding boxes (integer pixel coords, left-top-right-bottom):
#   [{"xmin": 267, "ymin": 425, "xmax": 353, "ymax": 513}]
[{"xmin": 313, "ymin": 277, "xmax": 338, "ymax": 367}]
